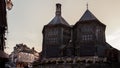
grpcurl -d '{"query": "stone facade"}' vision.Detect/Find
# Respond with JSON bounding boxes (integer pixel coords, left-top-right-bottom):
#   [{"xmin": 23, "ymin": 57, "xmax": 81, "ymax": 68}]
[{"xmin": 10, "ymin": 44, "xmax": 39, "ymax": 68}]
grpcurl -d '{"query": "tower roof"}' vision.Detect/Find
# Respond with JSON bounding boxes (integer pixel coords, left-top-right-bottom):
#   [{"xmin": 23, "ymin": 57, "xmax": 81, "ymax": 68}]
[
  {"xmin": 79, "ymin": 9, "xmax": 98, "ymax": 21},
  {"xmin": 74, "ymin": 9, "xmax": 106, "ymax": 27},
  {"xmin": 48, "ymin": 16, "xmax": 70, "ymax": 26},
  {"xmin": 47, "ymin": 3, "xmax": 70, "ymax": 27}
]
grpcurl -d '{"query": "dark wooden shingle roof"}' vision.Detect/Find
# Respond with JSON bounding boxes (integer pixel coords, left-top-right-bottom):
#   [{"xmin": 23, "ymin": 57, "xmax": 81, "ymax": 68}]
[
  {"xmin": 48, "ymin": 16, "xmax": 70, "ymax": 26},
  {"xmin": 47, "ymin": 3, "xmax": 70, "ymax": 27},
  {"xmin": 79, "ymin": 9, "xmax": 98, "ymax": 21}
]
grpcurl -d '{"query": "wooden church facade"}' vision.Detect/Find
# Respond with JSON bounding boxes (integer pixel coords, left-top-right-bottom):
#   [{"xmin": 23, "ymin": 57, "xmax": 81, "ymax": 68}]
[
  {"xmin": 41, "ymin": 3, "xmax": 119, "ymax": 64},
  {"xmin": 73, "ymin": 10, "xmax": 109, "ymax": 57},
  {"xmin": 42, "ymin": 4, "xmax": 71, "ymax": 58}
]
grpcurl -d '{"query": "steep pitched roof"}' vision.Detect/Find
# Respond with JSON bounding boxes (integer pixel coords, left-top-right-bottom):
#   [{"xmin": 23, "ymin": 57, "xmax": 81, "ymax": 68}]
[
  {"xmin": 74, "ymin": 9, "xmax": 106, "ymax": 27},
  {"xmin": 48, "ymin": 16, "xmax": 70, "ymax": 26},
  {"xmin": 47, "ymin": 3, "xmax": 70, "ymax": 27},
  {"xmin": 79, "ymin": 9, "xmax": 98, "ymax": 21}
]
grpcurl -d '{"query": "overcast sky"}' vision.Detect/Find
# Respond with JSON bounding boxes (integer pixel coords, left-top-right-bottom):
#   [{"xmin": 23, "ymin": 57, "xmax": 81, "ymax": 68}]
[{"xmin": 5, "ymin": 0, "xmax": 120, "ymax": 54}]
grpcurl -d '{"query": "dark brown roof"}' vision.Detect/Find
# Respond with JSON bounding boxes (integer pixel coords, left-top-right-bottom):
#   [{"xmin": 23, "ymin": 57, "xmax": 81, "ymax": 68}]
[
  {"xmin": 47, "ymin": 3, "xmax": 70, "ymax": 27},
  {"xmin": 48, "ymin": 15, "xmax": 70, "ymax": 27},
  {"xmin": 74, "ymin": 9, "xmax": 106, "ymax": 26},
  {"xmin": 79, "ymin": 9, "xmax": 98, "ymax": 21}
]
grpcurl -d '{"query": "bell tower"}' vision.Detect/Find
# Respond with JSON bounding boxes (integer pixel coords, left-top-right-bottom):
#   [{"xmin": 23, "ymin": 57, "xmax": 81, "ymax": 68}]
[
  {"xmin": 73, "ymin": 9, "xmax": 108, "ymax": 57},
  {"xmin": 42, "ymin": 3, "xmax": 71, "ymax": 58}
]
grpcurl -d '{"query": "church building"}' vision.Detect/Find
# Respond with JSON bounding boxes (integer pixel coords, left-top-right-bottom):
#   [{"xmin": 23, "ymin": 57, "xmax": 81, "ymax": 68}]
[
  {"xmin": 41, "ymin": 3, "xmax": 119, "ymax": 64},
  {"xmin": 42, "ymin": 3, "xmax": 71, "ymax": 58}
]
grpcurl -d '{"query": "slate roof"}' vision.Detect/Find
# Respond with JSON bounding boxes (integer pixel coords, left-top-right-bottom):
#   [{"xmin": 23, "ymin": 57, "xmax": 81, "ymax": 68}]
[
  {"xmin": 47, "ymin": 3, "xmax": 70, "ymax": 27},
  {"xmin": 79, "ymin": 9, "xmax": 98, "ymax": 21},
  {"xmin": 48, "ymin": 15, "xmax": 70, "ymax": 27}
]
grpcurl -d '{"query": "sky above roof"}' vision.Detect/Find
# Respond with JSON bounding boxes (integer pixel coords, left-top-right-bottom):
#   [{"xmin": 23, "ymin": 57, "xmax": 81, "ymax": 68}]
[{"xmin": 6, "ymin": 0, "xmax": 120, "ymax": 54}]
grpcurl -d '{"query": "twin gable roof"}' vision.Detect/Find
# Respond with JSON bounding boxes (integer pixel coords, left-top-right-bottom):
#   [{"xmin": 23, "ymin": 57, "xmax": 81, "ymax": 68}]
[{"xmin": 46, "ymin": 3, "xmax": 105, "ymax": 27}]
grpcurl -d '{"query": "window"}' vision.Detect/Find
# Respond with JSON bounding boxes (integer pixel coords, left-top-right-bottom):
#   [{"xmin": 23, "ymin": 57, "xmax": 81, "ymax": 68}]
[
  {"xmin": 45, "ymin": 28, "xmax": 59, "ymax": 44},
  {"xmin": 81, "ymin": 25, "xmax": 92, "ymax": 32},
  {"xmin": 82, "ymin": 35, "xmax": 93, "ymax": 41}
]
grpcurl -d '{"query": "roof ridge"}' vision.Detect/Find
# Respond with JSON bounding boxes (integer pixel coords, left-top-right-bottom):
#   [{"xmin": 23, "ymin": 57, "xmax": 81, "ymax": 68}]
[
  {"xmin": 79, "ymin": 9, "xmax": 98, "ymax": 21},
  {"xmin": 47, "ymin": 15, "xmax": 70, "ymax": 26}
]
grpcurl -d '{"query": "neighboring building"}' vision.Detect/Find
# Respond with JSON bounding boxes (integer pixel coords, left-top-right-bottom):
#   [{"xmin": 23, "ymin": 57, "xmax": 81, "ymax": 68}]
[
  {"xmin": 37, "ymin": 3, "xmax": 120, "ymax": 68},
  {"xmin": 0, "ymin": 0, "xmax": 9, "ymax": 67},
  {"xmin": 10, "ymin": 44, "xmax": 39, "ymax": 68}
]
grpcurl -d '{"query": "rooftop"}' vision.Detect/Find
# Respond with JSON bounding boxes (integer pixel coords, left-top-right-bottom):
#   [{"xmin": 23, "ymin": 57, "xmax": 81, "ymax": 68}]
[
  {"xmin": 79, "ymin": 9, "xmax": 98, "ymax": 21},
  {"xmin": 47, "ymin": 3, "xmax": 70, "ymax": 27}
]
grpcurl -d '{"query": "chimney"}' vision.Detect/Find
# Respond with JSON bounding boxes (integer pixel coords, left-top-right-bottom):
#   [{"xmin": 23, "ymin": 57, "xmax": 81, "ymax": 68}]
[{"xmin": 56, "ymin": 3, "xmax": 61, "ymax": 16}]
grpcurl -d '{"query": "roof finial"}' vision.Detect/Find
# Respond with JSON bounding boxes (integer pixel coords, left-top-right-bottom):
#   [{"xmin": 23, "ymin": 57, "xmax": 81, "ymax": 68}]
[{"xmin": 86, "ymin": 3, "xmax": 88, "ymax": 10}]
